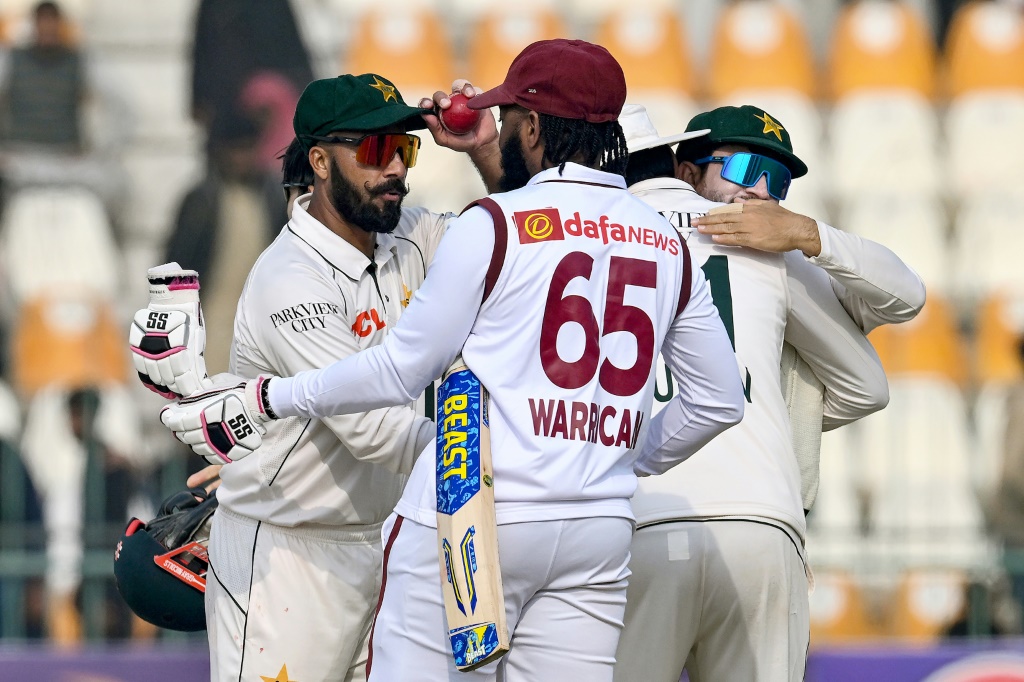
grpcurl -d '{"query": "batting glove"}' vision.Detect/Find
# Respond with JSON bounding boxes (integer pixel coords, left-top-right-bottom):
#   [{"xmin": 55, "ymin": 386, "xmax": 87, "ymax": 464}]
[
  {"xmin": 160, "ymin": 374, "xmax": 277, "ymax": 464},
  {"xmin": 129, "ymin": 263, "xmax": 211, "ymax": 399}
]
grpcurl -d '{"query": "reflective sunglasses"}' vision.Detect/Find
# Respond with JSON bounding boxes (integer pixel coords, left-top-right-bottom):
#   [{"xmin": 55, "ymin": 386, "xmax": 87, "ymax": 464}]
[
  {"xmin": 308, "ymin": 133, "xmax": 421, "ymax": 168},
  {"xmin": 694, "ymin": 152, "xmax": 792, "ymax": 200}
]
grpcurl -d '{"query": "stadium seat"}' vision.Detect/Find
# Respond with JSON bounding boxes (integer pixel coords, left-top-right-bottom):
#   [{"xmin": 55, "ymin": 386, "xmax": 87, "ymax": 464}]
[
  {"xmin": 943, "ymin": 0, "xmax": 1024, "ymax": 98},
  {"xmin": 809, "ymin": 572, "xmax": 884, "ymax": 643},
  {"xmin": 865, "ymin": 296, "xmax": 967, "ymax": 384},
  {"xmin": 945, "ymin": 92, "xmax": 1024, "ymax": 200},
  {"xmin": 838, "ymin": 194, "xmax": 950, "ymax": 297},
  {"xmin": 12, "ymin": 297, "xmax": 129, "ymax": 396},
  {"xmin": 467, "ymin": 7, "xmax": 568, "ymax": 90},
  {"xmin": 88, "ymin": 50, "xmax": 199, "ymax": 144},
  {"xmin": 860, "ymin": 378, "xmax": 987, "ymax": 569},
  {"xmin": 827, "ymin": 0, "xmax": 937, "ymax": 100},
  {"xmin": 807, "ymin": 426, "xmax": 865, "ymax": 570},
  {"xmin": 83, "ymin": 0, "xmax": 198, "ymax": 48},
  {"xmin": 973, "ymin": 294, "xmax": 1024, "ymax": 386},
  {"xmin": 121, "ymin": 144, "xmax": 203, "ymax": 241},
  {"xmin": 0, "ymin": 187, "xmax": 120, "ymax": 304},
  {"xmin": 972, "ymin": 382, "xmax": 1013, "ymax": 512},
  {"xmin": 887, "ymin": 570, "xmax": 967, "ymax": 640},
  {"xmin": 345, "ymin": 8, "xmax": 456, "ymax": 94},
  {"xmin": 593, "ymin": 6, "xmax": 695, "ymax": 96},
  {"xmin": 952, "ymin": 195, "xmax": 1024, "ymax": 301},
  {"xmin": 706, "ymin": 0, "xmax": 817, "ymax": 101},
  {"xmin": 827, "ymin": 93, "xmax": 942, "ymax": 202}
]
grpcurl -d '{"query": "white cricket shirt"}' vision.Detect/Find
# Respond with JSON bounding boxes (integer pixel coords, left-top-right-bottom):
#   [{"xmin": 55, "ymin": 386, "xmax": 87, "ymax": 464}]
[
  {"xmin": 269, "ymin": 165, "xmax": 745, "ymax": 527},
  {"xmin": 628, "ymin": 177, "xmax": 925, "ymax": 541},
  {"xmin": 219, "ymin": 194, "xmax": 452, "ymax": 528}
]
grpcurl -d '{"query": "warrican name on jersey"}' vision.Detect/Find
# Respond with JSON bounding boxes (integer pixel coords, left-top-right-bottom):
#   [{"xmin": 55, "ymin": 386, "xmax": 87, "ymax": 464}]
[
  {"xmin": 529, "ymin": 398, "xmax": 645, "ymax": 450},
  {"xmin": 512, "ymin": 208, "xmax": 680, "ymax": 255}
]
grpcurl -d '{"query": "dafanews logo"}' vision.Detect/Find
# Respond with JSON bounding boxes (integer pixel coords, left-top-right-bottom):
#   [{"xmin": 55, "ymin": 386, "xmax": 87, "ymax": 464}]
[{"xmin": 514, "ymin": 208, "xmax": 565, "ymax": 244}]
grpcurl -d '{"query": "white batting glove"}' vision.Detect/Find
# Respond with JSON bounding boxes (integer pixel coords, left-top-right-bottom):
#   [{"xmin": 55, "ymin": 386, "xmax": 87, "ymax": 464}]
[
  {"xmin": 129, "ymin": 263, "xmax": 211, "ymax": 399},
  {"xmin": 160, "ymin": 374, "xmax": 276, "ymax": 464}
]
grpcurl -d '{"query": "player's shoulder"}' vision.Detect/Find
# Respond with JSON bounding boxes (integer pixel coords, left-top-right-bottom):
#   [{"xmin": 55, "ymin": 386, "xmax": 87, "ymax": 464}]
[
  {"xmin": 394, "ymin": 205, "xmax": 456, "ymax": 241},
  {"xmin": 241, "ymin": 233, "xmax": 342, "ymax": 313}
]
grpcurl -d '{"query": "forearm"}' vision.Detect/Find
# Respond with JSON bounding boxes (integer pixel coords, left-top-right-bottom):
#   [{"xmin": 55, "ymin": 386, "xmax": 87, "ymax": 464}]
[
  {"xmin": 469, "ymin": 142, "xmax": 503, "ymax": 193},
  {"xmin": 809, "ymin": 222, "xmax": 927, "ymax": 332}
]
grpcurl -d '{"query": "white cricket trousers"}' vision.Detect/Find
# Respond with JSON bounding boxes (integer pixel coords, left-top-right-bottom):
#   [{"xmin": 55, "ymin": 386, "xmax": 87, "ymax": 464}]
[
  {"xmin": 205, "ymin": 507, "xmax": 384, "ymax": 682},
  {"xmin": 614, "ymin": 520, "xmax": 809, "ymax": 682},
  {"xmin": 367, "ymin": 513, "xmax": 633, "ymax": 682}
]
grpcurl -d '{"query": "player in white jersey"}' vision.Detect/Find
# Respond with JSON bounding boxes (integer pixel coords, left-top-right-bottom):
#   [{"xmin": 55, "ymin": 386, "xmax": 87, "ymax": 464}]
[
  {"xmin": 137, "ymin": 74, "xmax": 508, "ymax": 682},
  {"xmin": 613, "ymin": 104, "xmax": 926, "ymax": 682},
  {"xmin": 159, "ymin": 40, "xmax": 745, "ymax": 682}
]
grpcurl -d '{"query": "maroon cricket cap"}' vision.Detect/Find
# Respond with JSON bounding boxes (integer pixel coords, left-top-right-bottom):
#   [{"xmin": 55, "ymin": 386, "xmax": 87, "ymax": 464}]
[{"xmin": 468, "ymin": 39, "xmax": 627, "ymax": 123}]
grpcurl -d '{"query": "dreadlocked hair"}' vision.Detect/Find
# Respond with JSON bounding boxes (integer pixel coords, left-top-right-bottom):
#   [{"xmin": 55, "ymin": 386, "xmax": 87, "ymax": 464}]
[{"xmin": 538, "ymin": 113, "xmax": 630, "ymax": 177}]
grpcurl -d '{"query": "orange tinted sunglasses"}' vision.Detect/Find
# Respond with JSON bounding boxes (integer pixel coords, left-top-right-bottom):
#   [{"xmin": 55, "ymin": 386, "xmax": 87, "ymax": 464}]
[{"xmin": 309, "ymin": 133, "xmax": 420, "ymax": 168}]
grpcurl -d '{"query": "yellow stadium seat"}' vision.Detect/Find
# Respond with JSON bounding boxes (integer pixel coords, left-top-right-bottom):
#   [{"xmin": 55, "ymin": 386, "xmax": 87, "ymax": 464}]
[
  {"xmin": 707, "ymin": 0, "xmax": 817, "ymax": 101},
  {"xmin": 809, "ymin": 572, "xmax": 884, "ymax": 643},
  {"xmin": 973, "ymin": 294, "xmax": 1024, "ymax": 385},
  {"xmin": 828, "ymin": 0, "xmax": 936, "ymax": 100},
  {"xmin": 467, "ymin": 9, "xmax": 568, "ymax": 91},
  {"xmin": 593, "ymin": 7, "xmax": 695, "ymax": 96},
  {"xmin": 943, "ymin": 0, "xmax": 1024, "ymax": 97},
  {"xmin": 346, "ymin": 9, "xmax": 456, "ymax": 93},
  {"xmin": 13, "ymin": 297, "xmax": 128, "ymax": 397},
  {"xmin": 867, "ymin": 296, "xmax": 968, "ymax": 385},
  {"xmin": 887, "ymin": 570, "xmax": 966, "ymax": 641}
]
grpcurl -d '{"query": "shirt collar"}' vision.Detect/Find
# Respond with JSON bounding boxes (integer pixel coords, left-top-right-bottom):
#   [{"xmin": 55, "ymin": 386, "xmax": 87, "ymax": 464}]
[
  {"xmin": 627, "ymin": 176, "xmax": 700, "ymax": 196},
  {"xmin": 528, "ymin": 163, "xmax": 627, "ymax": 190},
  {"xmin": 288, "ymin": 193, "xmax": 399, "ymax": 281}
]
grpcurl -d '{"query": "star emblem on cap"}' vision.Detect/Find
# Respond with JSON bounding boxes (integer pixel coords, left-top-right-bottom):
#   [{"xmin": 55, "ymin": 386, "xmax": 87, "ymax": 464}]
[
  {"xmin": 369, "ymin": 76, "xmax": 397, "ymax": 103},
  {"xmin": 261, "ymin": 664, "xmax": 296, "ymax": 682},
  {"xmin": 754, "ymin": 112, "xmax": 784, "ymax": 141}
]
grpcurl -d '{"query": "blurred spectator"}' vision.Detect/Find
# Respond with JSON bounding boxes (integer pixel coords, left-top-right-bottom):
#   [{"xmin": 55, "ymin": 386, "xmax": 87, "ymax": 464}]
[
  {"xmin": 190, "ymin": 0, "xmax": 314, "ymax": 129},
  {"xmin": 0, "ymin": 2, "xmax": 83, "ymax": 152},
  {"xmin": 992, "ymin": 336, "xmax": 1024, "ymax": 631},
  {"xmin": 163, "ymin": 114, "xmax": 280, "ymax": 374},
  {"xmin": 240, "ymin": 71, "xmax": 302, "ymax": 174}
]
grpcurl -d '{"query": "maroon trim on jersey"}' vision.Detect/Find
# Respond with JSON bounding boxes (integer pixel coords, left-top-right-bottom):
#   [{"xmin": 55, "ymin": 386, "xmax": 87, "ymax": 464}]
[
  {"xmin": 676, "ymin": 239, "xmax": 693, "ymax": 318},
  {"xmin": 366, "ymin": 514, "xmax": 404, "ymax": 679},
  {"xmin": 462, "ymin": 197, "xmax": 508, "ymax": 304},
  {"xmin": 535, "ymin": 178, "xmax": 622, "ymax": 189}
]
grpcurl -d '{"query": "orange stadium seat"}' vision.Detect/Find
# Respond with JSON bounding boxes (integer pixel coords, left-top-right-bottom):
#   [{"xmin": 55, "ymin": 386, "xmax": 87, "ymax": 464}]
[
  {"xmin": 345, "ymin": 8, "xmax": 456, "ymax": 93},
  {"xmin": 594, "ymin": 7, "xmax": 695, "ymax": 96},
  {"xmin": 809, "ymin": 572, "xmax": 884, "ymax": 643},
  {"xmin": 12, "ymin": 296, "xmax": 128, "ymax": 396},
  {"xmin": 828, "ymin": 0, "xmax": 937, "ymax": 100},
  {"xmin": 943, "ymin": 0, "xmax": 1024, "ymax": 97},
  {"xmin": 707, "ymin": 0, "xmax": 817, "ymax": 101},
  {"xmin": 468, "ymin": 8, "xmax": 568, "ymax": 91},
  {"xmin": 594, "ymin": 5, "xmax": 698, "ymax": 139},
  {"xmin": 973, "ymin": 294, "xmax": 1024, "ymax": 386},
  {"xmin": 887, "ymin": 570, "xmax": 967, "ymax": 641},
  {"xmin": 867, "ymin": 296, "xmax": 968, "ymax": 385}
]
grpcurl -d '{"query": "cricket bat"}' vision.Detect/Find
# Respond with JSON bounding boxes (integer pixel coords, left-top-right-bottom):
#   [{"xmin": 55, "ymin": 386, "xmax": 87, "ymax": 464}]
[{"xmin": 435, "ymin": 355, "xmax": 509, "ymax": 671}]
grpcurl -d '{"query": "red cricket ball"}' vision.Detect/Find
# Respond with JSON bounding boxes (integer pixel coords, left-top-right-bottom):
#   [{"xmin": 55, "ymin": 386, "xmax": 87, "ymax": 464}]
[{"xmin": 439, "ymin": 93, "xmax": 481, "ymax": 135}]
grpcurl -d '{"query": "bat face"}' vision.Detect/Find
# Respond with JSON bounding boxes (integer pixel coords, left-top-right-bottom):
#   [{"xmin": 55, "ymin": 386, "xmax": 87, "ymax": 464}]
[{"xmin": 436, "ymin": 362, "xmax": 509, "ymax": 671}]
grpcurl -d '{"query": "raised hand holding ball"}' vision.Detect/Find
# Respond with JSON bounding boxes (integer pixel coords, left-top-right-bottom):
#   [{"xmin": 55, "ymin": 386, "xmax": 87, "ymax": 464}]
[{"xmin": 439, "ymin": 93, "xmax": 481, "ymax": 135}]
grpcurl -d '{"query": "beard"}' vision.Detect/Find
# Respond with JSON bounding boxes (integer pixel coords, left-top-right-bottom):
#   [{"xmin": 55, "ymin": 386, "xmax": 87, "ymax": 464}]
[
  {"xmin": 329, "ymin": 157, "xmax": 408, "ymax": 234},
  {"xmin": 498, "ymin": 124, "xmax": 532, "ymax": 192}
]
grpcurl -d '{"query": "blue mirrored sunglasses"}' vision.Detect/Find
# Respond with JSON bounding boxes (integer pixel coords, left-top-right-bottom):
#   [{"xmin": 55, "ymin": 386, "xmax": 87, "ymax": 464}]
[{"xmin": 694, "ymin": 152, "xmax": 792, "ymax": 200}]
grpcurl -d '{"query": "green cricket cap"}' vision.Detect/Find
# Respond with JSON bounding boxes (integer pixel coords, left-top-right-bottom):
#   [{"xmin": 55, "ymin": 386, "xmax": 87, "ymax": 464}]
[
  {"xmin": 293, "ymin": 74, "xmax": 427, "ymax": 150},
  {"xmin": 678, "ymin": 104, "xmax": 808, "ymax": 178}
]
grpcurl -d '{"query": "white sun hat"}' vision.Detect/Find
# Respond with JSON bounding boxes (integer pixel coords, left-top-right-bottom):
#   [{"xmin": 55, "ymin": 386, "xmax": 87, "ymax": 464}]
[{"xmin": 620, "ymin": 103, "xmax": 710, "ymax": 153}]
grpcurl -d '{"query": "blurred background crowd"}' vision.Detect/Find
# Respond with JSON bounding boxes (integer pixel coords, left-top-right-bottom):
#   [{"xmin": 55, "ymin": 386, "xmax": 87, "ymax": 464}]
[{"xmin": 0, "ymin": 0, "xmax": 1022, "ymax": 668}]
